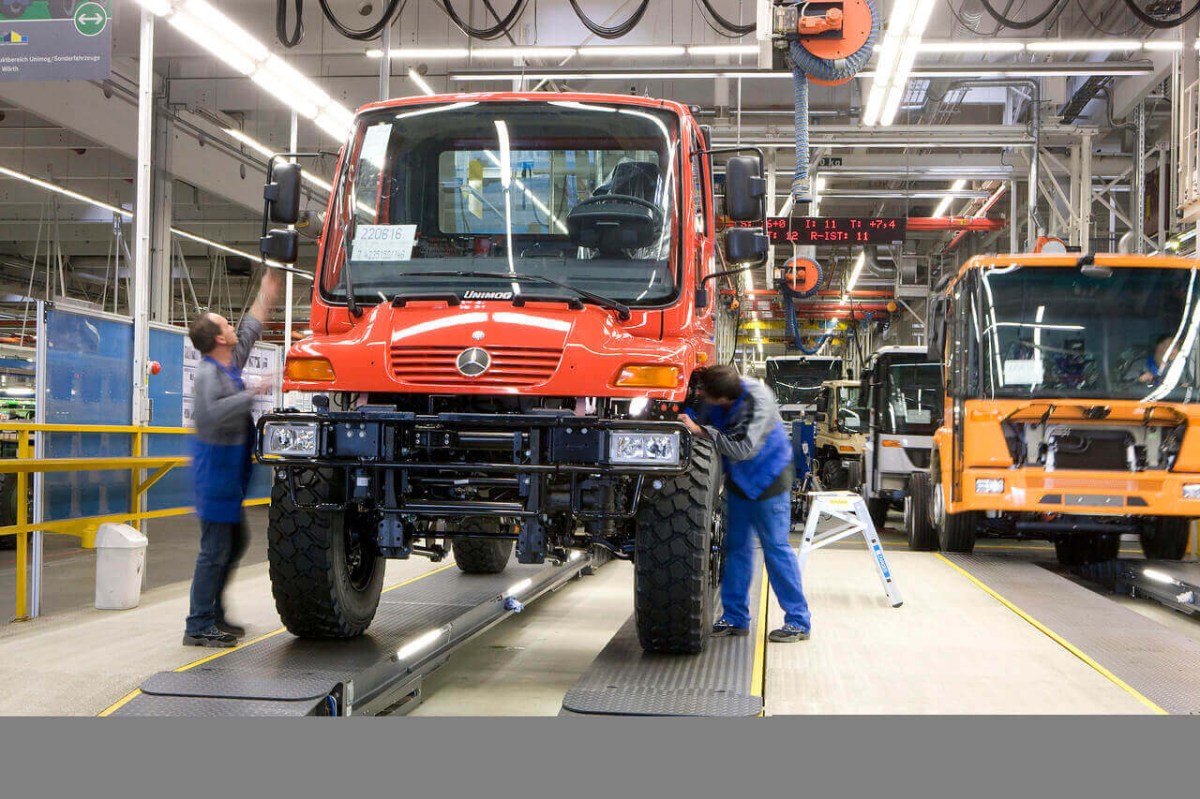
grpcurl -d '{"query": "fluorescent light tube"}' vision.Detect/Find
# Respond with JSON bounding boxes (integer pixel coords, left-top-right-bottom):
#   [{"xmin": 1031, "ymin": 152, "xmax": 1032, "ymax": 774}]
[
  {"xmin": 846, "ymin": 251, "xmax": 866, "ymax": 292},
  {"xmin": 472, "ymin": 47, "xmax": 577, "ymax": 59},
  {"xmin": 919, "ymin": 41, "xmax": 1025, "ymax": 53},
  {"xmin": 1027, "ymin": 40, "xmax": 1142, "ymax": 52},
  {"xmin": 408, "ymin": 68, "xmax": 436, "ymax": 96},
  {"xmin": 933, "ymin": 179, "xmax": 968, "ymax": 218},
  {"xmin": 578, "ymin": 45, "xmax": 686, "ymax": 57},
  {"xmin": 688, "ymin": 44, "xmax": 759, "ymax": 55}
]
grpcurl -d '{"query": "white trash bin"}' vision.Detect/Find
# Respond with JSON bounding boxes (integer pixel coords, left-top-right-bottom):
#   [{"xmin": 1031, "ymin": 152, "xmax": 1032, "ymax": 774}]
[{"xmin": 94, "ymin": 523, "xmax": 148, "ymax": 610}]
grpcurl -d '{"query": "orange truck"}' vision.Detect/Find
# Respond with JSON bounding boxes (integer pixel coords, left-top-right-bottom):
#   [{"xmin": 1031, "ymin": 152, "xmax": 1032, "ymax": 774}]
[
  {"xmin": 908, "ymin": 253, "xmax": 1200, "ymax": 565},
  {"xmin": 253, "ymin": 92, "xmax": 767, "ymax": 653}
]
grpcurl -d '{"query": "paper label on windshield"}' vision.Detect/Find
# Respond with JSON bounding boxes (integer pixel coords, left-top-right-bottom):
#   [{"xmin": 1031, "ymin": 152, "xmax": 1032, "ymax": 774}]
[
  {"xmin": 906, "ymin": 409, "xmax": 931, "ymax": 424},
  {"xmin": 352, "ymin": 225, "xmax": 416, "ymax": 262},
  {"xmin": 1003, "ymin": 359, "xmax": 1042, "ymax": 385}
]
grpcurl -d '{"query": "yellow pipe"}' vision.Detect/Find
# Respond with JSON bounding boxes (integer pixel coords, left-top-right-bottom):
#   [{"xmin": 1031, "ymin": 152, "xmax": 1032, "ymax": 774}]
[
  {"xmin": 0, "ymin": 456, "xmax": 189, "ymax": 474},
  {"xmin": 0, "ymin": 423, "xmax": 191, "ymax": 435}
]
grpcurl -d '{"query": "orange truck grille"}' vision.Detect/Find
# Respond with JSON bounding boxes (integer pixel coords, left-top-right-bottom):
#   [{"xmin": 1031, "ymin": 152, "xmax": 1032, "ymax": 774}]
[{"xmin": 390, "ymin": 345, "xmax": 564, "ymax": 387}]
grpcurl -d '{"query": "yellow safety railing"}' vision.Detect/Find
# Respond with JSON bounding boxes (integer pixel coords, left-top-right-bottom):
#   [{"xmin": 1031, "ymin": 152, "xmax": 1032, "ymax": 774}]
[{"xmin": 1, "ymin": 423, "xmax": 270, "ymax": 621}]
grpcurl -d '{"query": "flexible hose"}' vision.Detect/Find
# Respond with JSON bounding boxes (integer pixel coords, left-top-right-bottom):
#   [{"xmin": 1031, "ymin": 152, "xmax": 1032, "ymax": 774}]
[
  {"xmin": 317, "ymin": 0, "xmax": 406, "ymax": 41},
  {"xmin": 979, "ymin": 0, "xmax": 1065, "ymax": 30},
  {"xmin": 1120, "ymin": 0, "xmax": 1200, "ymax": 29},
  {"xmin": 439, "ymin": 0, "xmax": 530, "ymax": 40},
  {"xmin": 277, "ymin": 0, "xmax": 304, "ymax": 48},
  {"xmin": 568, "ymin": 0, "xmax": 650, "ymax": 39},
  {"xmin": 785, "ymin": 0, "xmax": 880, "ymax": 200}
]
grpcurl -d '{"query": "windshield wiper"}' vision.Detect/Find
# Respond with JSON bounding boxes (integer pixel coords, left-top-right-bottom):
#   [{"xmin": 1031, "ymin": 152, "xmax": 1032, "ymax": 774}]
[
  {"xmin": 413, "ymin": 270, "xmax": 631, "ymax": 321},
  {"xmin": 335, "ymin": 193, "xmax": 363, "ymax": 318}
]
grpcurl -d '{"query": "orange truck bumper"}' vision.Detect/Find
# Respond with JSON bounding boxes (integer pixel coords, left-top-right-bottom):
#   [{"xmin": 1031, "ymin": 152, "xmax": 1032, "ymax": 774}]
[{"xmin": 954, "ymin": 468, "xmax": 1200, "ymax": 517}]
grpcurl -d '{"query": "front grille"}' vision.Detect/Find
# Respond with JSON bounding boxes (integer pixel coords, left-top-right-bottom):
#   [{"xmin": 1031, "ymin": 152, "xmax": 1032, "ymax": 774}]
[{"xmin": 390, "ymin": 345, "xmax": 563, "ymax": 387}]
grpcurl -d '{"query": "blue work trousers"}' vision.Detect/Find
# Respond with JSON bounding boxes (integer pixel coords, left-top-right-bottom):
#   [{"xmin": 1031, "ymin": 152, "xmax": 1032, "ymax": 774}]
[
  {"xmin": 185, "ymin": 516, "xmax": 249, "ymax": 635},
  {"xmin": 720, "ymin": 490, "xmax": 811, "ymax": 632}
]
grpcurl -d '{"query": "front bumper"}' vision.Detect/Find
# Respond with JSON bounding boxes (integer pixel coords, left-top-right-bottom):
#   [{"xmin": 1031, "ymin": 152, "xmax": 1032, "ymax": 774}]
[{"xmin": 955, "ymin": 467, "xmax": 1200, "ymax": 517}]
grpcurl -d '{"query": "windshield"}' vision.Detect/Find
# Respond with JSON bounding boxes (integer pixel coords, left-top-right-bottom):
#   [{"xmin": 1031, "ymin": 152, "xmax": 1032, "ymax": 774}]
[
  {"xmin": 836, "ymin": 385, "xmax": 867, "ymax": 433},
  {"xmin": 975, "ymin": 265, "xmax": 1200, "ymax": 402},
  {"xmin": 766, "ymin": 359, "xmax": 842, "ymax": 407},
  {"xmin": 321, "ymin": 100, "xmax": 680, "ymax": 308},
  {"xmin": 881, "ymin": 362, "xmax": 942, "ymax": 435}
]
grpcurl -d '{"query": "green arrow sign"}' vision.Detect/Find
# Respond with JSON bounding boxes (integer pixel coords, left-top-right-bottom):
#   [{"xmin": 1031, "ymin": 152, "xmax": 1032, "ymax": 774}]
[{"xmin": 74, "ymin": 2, "xmax": 109, "ymax": 38}]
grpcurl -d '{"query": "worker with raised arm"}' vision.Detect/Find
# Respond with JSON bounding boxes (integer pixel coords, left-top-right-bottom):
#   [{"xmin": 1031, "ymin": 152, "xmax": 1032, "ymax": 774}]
[
  {"xmin": 182, "ymin": 269, "xmax": 282, "ymax": 647},
  {"xmin": 680, "ymin": 365, "xmax": 812, "ymax": 643}
]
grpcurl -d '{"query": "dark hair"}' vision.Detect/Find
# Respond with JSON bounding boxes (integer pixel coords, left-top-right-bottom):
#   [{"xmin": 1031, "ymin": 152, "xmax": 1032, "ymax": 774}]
[
  {"xmin": 1156, "ymin": 334, "xmax": 1173, "ymax": 346},
  {"xmin": 189, "ymin": 313, "xmax": 222, "ymax": 354},
  {"xmin": 698, "ymin": 365, "xmax": 743, "ymax": 401}
]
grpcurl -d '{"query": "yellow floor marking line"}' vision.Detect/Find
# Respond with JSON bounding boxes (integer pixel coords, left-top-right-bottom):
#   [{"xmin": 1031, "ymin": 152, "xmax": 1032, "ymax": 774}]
[
  {"xmin": 750, "ymin": 566, "xmax": 769, "ymax": 715},
  {"xmin": 98, "ymin": 562, "xmax": 458, "ymax": 716},
  {"xmin": 935, "ymin": 553, "xmax": 1168, "ymax": 715}
]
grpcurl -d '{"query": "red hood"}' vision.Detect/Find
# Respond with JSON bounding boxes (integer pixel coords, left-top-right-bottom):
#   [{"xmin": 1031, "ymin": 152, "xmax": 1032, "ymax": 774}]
[{"xmin": 285, "ymin": 300, "xmax": 694, "ymax": 400}]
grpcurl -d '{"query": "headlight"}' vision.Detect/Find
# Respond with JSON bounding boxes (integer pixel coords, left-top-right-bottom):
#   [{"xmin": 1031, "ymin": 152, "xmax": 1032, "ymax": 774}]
[
  {"xmin": 262, "ymin": 422, "xmax": 319, "ymax": 457},
  {"xmin": 609, "ymin": 431, "xmax": 680, "ymax": 465},
  {"xmin": 1183, "ymin": 483, "xmax": 1200, "ymax": 499},
  {"xmin": 975, "ymin": 478, "xmax": 1005, "ymax": 495}
]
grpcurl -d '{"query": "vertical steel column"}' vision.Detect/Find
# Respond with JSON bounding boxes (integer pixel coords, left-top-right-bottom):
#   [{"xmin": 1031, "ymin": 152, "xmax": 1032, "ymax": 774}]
[
  {"xmin": 1027, "ymin": 81, "xmax": 1040, "ymax": 250},
  {"xmin": 1068, "ymin": 144, "xmax": 1080, "ymax": 248},
  {"xmin": 379, "ymin": 16, "xmax": 392, "ymax": 101},
  {"xmin": 133, "ymin": 8, "xmax": 155, "ymax": 428},
  {"xmin": 28, "ymin": 301, "xmax": 47, "ymax": 617},
  {"xmin": 1009, "ymin": 178, "xmax": 1019, "ymax": 252},
  {"xmin": 1135, "ymin": 101, "xmax": 1147, "ymax": 253},
  {"xmin": 1079, "ymin": 133, "xmax": 1093, "ymax": 252}
]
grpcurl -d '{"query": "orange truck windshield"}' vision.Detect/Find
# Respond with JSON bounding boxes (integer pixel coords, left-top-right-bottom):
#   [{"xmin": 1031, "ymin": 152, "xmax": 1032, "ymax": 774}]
[
  {"xmin": 970, "ymin": 264, "xmax": 1200, "ymax": 402},
  {"xmin": 321, "ymin": 100, "xmax": 681, "ymax": 308}
]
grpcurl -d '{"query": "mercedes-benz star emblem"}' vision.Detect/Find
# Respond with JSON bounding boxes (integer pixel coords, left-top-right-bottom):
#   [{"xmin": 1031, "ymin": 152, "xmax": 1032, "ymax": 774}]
[{"xmin": 456, "ymin": 347, "xmax": 492, "ymax": 377}]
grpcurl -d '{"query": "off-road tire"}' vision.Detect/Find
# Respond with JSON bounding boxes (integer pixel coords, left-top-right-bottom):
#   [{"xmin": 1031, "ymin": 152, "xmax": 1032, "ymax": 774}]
[
  {"xmin": 905, "ymin": 472, "xmax": 938, "ymax": 551},
  {"xmin": 634, "ymin": 439, "xmax": 721, "ymax": 654},
  {"xmin": 451, "ymin": 518, "xmax": 513, "ymax": 574},
  {"xmin": 268, "ymin": 467, "xmax": 384, "ymax": 638},
  {"xmin": 1054, "ymin": 534, "xmax": 1121, "ymax": 566},
  {"xmin": 1140, "ymin": 517, "xmax": 1192, "ymax": 560},
  {"xmin": 929, "ymin": 454, "xmax": 978, "ymax": 553}
]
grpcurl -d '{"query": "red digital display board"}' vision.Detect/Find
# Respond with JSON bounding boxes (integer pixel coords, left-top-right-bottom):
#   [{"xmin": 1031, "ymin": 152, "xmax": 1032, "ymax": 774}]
[{"xmin": 754, "ymin": 217, "xmax": 908, "ymax": 244}]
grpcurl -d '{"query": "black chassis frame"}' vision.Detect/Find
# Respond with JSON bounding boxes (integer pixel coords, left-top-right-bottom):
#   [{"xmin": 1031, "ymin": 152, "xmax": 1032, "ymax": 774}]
[{"xmin": 257, "ymin": 407, "xmax": 695, "ymax": 565}]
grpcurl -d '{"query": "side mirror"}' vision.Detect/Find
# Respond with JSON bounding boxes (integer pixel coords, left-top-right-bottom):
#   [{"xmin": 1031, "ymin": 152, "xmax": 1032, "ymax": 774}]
[
  {"xmin": 266, "ymin": 162, "xmax": 303, "ymax": 225},
  {"xmin": 814, "ymin": 412, "xmax": 827, "ymax": 423},
  {"xmin": 695, "ymin": 287, "xmax": 710, "ymax": 309},
  {"xmin": 725, "ymin": 227, "xmax": 769, "ymax": 264},
  {"xmin": 926, "ymin": 296, "xmax": 947, "ymax": 363},
  {"xmin": 724, "ymin": 156, "xmax": 765, "ymax": 222},
  {"xmin": 261, "ymin": 229, "xmax": 299, "ymax": 264}
]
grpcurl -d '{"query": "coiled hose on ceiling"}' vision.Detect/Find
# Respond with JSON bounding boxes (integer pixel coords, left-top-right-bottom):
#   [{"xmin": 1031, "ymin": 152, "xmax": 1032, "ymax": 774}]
[{"xmin": 784, "ymin": 0, "xmax": 880, "ymax": 202}]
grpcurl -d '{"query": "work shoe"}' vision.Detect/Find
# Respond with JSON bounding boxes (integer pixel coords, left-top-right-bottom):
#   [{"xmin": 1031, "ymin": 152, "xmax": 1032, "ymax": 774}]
[
  {"xmin": 711, "ymin": 619, "xmax": 751, "ymax": 637},
  {"xmin": 216, "ymin": 619, "xmax": 246, "ymax": 637},
  {"xmin": 182, "ymin": 627, "xmax": 238, "ymax": 648},
  {"xmin": 768, "ymin": 624, "xmax": 810, "ymax": 643}
]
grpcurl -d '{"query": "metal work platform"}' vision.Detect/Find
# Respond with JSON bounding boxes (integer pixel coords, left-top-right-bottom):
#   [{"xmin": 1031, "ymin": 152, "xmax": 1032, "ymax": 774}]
[
  {"xmin": 110, "ymin": 556, "xmax": 591, "ymax": 717},
  {"xmin": 561, "ymin": 566, "xmax": 765, "ymax": 717},
  {"xmin": 943, "ymin": 553, "xmax": 1200, "ymax": 715}
]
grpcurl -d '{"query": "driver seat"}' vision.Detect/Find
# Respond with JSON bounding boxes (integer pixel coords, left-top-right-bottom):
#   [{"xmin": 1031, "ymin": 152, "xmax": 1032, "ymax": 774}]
[{"xmin": 606, "ymin": 161, "xmax": 660, "ymax": 202}]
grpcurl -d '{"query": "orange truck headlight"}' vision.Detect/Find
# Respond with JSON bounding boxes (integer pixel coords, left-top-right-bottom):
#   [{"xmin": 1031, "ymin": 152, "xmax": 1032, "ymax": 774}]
[
  {"xmin": 613, "ymin": 365, "xmax": 681, "ymax": 389},
  {"xmin": 286, "ymin": 357, "xmax": 336, "ymax": 382}
]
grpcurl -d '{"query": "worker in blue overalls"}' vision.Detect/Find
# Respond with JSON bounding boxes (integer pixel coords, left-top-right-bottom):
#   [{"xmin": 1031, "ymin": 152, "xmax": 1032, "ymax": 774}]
[
  {"xmin": 680, "ymin": 365, "xmax": 811, "ymax": 643},
  {"xmin": 1138, "ymin": 334, "xmax": 1191, "ymax": 389}
]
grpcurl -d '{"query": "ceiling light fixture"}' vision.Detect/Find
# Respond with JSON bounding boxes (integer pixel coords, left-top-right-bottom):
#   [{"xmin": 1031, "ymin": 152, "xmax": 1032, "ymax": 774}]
[
  {"xmin": 577, "ymin": 45, "xmax": 686, "ymax": 57},
  {"xmin": 471, "ymin": 46, "xmax": 578, "ymax": 60},
  {"xmin": 864, "ymin": 0, "xmax": 939, "ymax": 127},
  {"xmin": 933, "ymin": 179, "xmax": 968, "ymax": 218},
  {"xmin": 134, "ymin": 0, "xmax": 354, "ymax": 143},
  {"xmin": 687, "ymin": 44, "xmax": 760, "ymax": 55},
  {"xmin": 367, "ymin": 47, "xmax": 471, "ymax": 59},
  {"xmin": 919, "ymin": 40, "xmax": 1025, "ymax": 53},
  {"xmin": 845, "ymin": 251, "xmax": 867, "ymax": 292},
  {"xmin": 0, "ymin": 163, "xmax": 305, "ymax": 274},
  {"xmin": 1027, "ymin": 39, "xmax": 1142, "ymax": 53},
  {"xmin": 224, "ymin": 129, "xmax": 333, "ymax": 194},
  {"xmin": 408, "ymin": 68, "xmax": 436, "ymax": 96}
]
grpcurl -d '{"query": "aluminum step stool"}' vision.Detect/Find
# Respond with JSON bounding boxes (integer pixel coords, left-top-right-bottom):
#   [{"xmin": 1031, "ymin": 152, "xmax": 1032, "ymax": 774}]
[{"xmin": 797, "ymin": 491, "xmax": 903, "ymax": 608}]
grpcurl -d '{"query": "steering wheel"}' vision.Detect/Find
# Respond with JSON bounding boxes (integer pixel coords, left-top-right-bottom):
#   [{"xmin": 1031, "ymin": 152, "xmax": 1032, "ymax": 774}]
[{"xmin": 570, "ymin": 193, "xmax": 663, "ymax": 222}]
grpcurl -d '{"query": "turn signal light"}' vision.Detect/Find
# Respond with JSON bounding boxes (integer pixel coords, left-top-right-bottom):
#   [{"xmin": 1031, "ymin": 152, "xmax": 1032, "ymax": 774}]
[
  {"xmin": 613, "ymin": 365, "xmax": 682, "ymax": 389},
  {"xmin": 881, "ymin": 440, "xmax": 903, "ymax": 448},
  {"xmin": 286, "ymin": 357, "xmax": 336, "ymax": 382}
]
